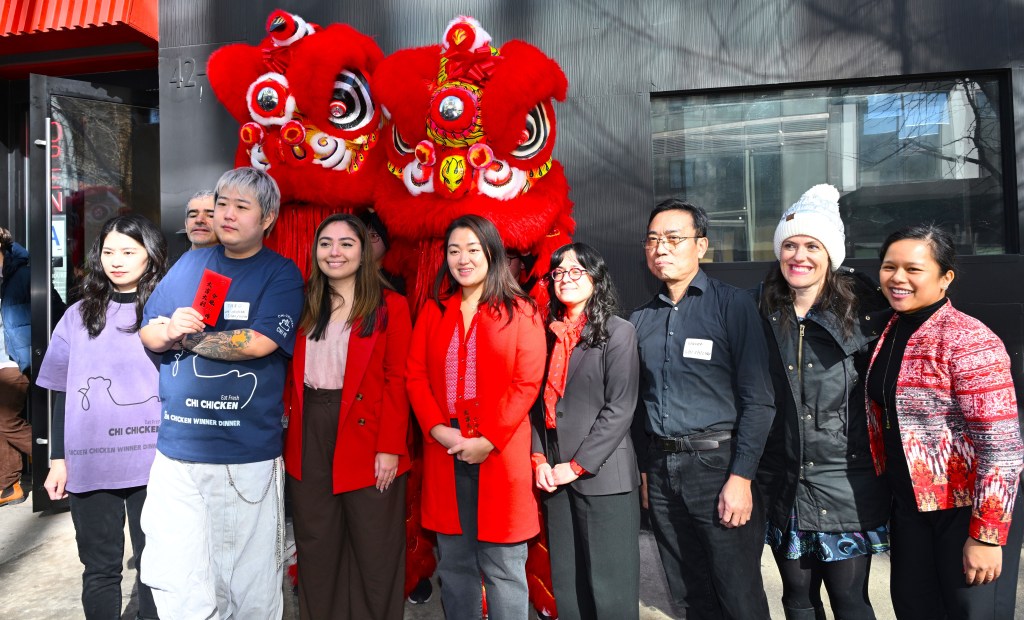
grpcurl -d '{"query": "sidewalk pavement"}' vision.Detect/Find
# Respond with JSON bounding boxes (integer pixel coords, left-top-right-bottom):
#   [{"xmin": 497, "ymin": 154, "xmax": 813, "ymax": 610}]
[{"xmin": 1, "ymin": 487, "xmax": 1020, "ymax": 619}]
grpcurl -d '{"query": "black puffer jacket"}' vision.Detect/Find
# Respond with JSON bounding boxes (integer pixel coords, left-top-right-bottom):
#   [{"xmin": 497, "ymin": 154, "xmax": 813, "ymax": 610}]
[{"xmin": 755, "ymin": 269, "xmax": 892, "ymax": 533}]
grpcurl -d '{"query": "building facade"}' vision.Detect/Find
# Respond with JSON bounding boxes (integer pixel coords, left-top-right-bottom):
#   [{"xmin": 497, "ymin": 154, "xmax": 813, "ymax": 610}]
[{"xmin": 3, "ymin": 0, "xmax": 1024, "ymax": 507}]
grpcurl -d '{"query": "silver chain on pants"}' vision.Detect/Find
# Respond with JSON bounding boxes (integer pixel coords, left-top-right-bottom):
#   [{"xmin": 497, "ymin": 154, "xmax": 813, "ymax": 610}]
[{"xmin": 225, "ymin": 458, "xmax": 285, "ymax": 569}]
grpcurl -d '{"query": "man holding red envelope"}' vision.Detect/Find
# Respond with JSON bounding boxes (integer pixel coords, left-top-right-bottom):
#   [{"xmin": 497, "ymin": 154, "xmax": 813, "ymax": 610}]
[{"xmin": 137, "ymin": 167, "xmax": 304, "ymax": 619}]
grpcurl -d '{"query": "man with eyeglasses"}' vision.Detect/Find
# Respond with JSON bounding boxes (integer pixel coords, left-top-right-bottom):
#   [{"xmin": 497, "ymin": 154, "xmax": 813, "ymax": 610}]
[
  {"xmin": 630, "ymin": 198, "xmax": 775, "ymax": 619},
  {"xmin": 506, "ymin": 249, "xmax": 525, "ymax": 280}
]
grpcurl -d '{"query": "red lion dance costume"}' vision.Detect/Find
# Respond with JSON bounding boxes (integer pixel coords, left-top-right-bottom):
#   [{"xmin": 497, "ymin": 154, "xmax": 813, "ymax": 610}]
[
  {"xmin": 372, "ymin": 16, "xmax": 574, "ymax": 313},
  {"xmin": 207, "ymin": 12, "xmax": 570, "ymax": 617},
  {"xmin": 206, "ymin": 9, "xmax": 385, "ymax": 276},
  {"xmin": 373, "ymin": 16, "xmax": 572, "ymax": 617}
]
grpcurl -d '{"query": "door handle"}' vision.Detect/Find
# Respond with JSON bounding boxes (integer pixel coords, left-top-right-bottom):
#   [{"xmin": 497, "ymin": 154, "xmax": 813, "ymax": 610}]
[{"xmin": 34, "ymin": 139, "xmax": 46, "ymax": 147}]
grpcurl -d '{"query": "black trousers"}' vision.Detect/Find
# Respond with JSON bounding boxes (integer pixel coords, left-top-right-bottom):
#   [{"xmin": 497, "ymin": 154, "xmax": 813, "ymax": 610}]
[
  {"xmin": 646, "ymin": 443, "xmax": 770, "ymax": 619},
  {"xmin": 68, "ymin": 486, "xmax": 157, "ymax": 620},
  {"xmin": 543, "ymin": 484, "xmax": 640, "ymax": 620},
  {"xmin": 890, "ymin": 490, "xmax": 1024, "ymax": 620}
]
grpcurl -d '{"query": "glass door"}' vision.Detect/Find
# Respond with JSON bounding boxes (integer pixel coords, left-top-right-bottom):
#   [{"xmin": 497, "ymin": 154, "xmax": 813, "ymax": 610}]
[{"xmin": 27, "ymin": 75, "xmax": 159, "ymax": 511}]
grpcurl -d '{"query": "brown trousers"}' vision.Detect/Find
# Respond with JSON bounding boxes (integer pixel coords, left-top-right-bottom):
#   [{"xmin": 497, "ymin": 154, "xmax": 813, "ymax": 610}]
[
  {"xmin": 0, "ymin": 366, "xmax": 29, "ymax": 490},
  {"xmin": 288, "ymin": 387, "xmax": 406, "ymax": 620}
]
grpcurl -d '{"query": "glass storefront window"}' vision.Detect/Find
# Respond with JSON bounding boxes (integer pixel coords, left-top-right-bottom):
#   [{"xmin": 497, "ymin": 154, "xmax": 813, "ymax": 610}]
[
  {"xmin": 49, "ymin": 95, "xmax": 160, "ymax": 301},
  {"xmin": 651, "ymin": 76, "xmax": 1008, "ymax": 262}
]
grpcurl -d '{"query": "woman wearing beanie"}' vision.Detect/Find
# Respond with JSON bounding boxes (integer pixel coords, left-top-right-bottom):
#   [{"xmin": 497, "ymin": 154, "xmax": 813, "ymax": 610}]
[
  {"xmin": 756, "ymin": 184, "xmax": 891, "ymax": 619},
  {"xmin": 866, "ymin": 224, "xmax": 1023, "ymax": 619}
]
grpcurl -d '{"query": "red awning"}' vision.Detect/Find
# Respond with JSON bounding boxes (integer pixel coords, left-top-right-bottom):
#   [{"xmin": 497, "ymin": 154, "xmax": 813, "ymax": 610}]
[{"xmin": 0, "ymin": 0, "xmax": 158, "ymax": 79}]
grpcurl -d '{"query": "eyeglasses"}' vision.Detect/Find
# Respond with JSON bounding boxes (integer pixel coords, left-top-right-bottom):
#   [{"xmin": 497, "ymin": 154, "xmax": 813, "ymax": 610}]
[
  {"xmin": 549, "ymin": 267, "xmax": 586, "ymax": 282},
  {"xmin": 643, "ymin": 235, "xmax": 702, "ymax": 251},
  {"xmin": 368, "ymin": 231, "xmax": 382, "ymax": 243}
]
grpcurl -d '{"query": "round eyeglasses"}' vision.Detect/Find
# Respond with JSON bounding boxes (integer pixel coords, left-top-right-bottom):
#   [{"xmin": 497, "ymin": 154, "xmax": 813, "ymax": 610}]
[{"xmin": 549, "ymin": 267, "xmax": 586, "ymax": 282}]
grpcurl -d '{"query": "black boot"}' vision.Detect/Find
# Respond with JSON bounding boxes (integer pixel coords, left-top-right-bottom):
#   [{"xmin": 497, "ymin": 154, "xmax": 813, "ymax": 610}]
[{"xmin": 784, "ymin": 605, "xmax": 822, "ymax": 620}]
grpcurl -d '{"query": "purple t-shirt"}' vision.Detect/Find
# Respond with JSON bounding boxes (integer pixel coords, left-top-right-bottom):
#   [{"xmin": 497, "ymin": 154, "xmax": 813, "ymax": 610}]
[{"xmin": 36, "ymin": 300, "xmax": 161, "ymax": 493}]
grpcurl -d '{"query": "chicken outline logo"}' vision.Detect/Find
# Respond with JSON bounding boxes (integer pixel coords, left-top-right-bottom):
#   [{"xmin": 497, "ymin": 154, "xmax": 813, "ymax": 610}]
[
  {"xmin": 78, "ymin": 376, "xmax": 159, "ymax": 412},
  {"xmin": 171, "ymin": 351, "xmax": 258, "ymax": 410}
]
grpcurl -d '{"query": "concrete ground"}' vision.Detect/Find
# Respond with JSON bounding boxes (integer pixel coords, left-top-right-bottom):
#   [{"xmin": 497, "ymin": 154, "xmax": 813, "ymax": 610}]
[{"xmin": 1, "ymin": 487, "xmax": 1020, "ymax": 619}]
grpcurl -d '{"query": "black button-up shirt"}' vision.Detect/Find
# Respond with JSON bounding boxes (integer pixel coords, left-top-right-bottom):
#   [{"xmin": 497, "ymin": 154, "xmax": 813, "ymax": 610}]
[{"xmin": 629, "ymin": 269, "xmax": 775, "ymax": 479}]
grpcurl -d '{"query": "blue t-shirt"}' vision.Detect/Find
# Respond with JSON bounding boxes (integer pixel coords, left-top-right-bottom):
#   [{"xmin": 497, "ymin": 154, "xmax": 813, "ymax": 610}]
[{"xmin": 143, "ymin": 246, "xmax": 303, "ymax": 464}]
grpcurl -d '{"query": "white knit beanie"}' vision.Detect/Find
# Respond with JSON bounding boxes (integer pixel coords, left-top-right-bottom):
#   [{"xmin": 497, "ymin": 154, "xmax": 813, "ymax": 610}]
[{"xmin": 773, "ymin": 184, "xmax": 845, "ymax": 272}]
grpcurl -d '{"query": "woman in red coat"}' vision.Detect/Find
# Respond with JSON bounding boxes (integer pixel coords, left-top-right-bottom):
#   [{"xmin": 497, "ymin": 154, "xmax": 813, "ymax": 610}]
[
  {"xmin": 283, "ymin": 213, "xmax": 412, "ymax": 620},
  {"xmin": 406, "ymin": 214, "xmax": 546, "ymax": 620}
]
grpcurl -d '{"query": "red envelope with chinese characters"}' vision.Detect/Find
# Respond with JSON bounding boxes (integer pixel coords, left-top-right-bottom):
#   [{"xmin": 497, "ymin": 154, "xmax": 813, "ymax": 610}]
[{"xmin": 192, "ymin": 269, "xmax": 232, "ymax": 326}]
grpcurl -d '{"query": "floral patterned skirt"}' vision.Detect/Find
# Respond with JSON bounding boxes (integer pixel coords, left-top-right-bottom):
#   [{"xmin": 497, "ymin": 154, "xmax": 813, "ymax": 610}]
[{"xmin": 766, "ymin": 509, "xmax": 890, "ymax": 562}]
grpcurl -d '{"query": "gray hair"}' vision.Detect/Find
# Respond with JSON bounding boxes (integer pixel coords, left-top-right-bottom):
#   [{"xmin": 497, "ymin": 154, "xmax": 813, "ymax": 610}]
[
  {"xmin": 213, "ymin": 168, "xmax": 281, "ymax": 235},
  {"xmin": 186, "ymin": 190, "xmax": 215, "ymax": 209}
]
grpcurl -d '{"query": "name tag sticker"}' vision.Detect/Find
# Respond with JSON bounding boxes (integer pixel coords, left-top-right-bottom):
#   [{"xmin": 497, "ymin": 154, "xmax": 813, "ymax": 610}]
[
  {"xmin": 683, "ymin": 338, "xmax": 713, "ymax": 360},
  {"xmin": 223, "ymin": 301, "xmax": 250, "ymax": 321}
]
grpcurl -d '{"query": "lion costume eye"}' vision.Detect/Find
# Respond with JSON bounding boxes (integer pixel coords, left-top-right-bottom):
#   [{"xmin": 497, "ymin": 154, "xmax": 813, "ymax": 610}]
[
  {"xmin": 328, "ymin": 70, "xmax": 375, "ymax": 131},
  {"xmin": 510, "ymin": 103, "xmax": 550, "ymax": 160},
  {"xmin": 246, "ymin": 73, "xmax": 294, "ymax": 125}
]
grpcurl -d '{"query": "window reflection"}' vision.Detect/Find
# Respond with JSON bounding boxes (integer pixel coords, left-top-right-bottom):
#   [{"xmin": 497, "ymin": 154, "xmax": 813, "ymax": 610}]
[
  {"xmin": 49, "ymin": 95, "xmax": 160, "ymax": 302},
  {"xmin": 651, "ymin": 76, "xmax": 1006, "ymax": 262}
]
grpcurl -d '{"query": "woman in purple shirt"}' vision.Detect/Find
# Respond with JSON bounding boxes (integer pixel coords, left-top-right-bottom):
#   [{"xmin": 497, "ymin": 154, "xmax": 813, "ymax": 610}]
[{"xmin": 37, "ymin": 214, "xmax": 167, "ymax": 620}]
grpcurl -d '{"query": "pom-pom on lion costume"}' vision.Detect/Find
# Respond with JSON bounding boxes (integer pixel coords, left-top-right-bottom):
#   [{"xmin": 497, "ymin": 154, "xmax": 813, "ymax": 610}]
[
  {"xmin": 207, "ymin": 9, "xmax": 386, "ymax": 275},
  {"xmin": 372, "ymin": 15, "xmax": 575, "ymax": 313}
]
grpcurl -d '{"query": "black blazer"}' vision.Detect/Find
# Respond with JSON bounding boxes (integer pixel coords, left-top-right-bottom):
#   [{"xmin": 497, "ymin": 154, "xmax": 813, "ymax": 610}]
[{"xmin": 531, "ymin": 316, "xmax": 641, "ymax": 496}]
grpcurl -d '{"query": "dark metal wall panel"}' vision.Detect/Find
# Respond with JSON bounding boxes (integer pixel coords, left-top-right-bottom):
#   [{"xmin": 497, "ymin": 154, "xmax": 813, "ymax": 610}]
[
  {"xmin": 556, "ymin": 92, "xmax": 660, "ymax": 309},
  {"xmin": 157, "ymin": 43, "xmax": 237, "ymax": 255}
]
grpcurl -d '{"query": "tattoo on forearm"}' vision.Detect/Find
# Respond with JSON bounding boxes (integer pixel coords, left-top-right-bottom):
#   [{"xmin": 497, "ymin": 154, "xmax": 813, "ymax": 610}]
[{"xmin": 182, "ymin": 329, "xmax": 261, "ymax": 360}]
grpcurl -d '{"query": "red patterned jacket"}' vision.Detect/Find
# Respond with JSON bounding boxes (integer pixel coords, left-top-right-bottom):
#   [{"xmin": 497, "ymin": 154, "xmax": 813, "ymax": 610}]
[{"xmin": 866, "ymin": 300, "xmax": 1023, "ymax": 544}]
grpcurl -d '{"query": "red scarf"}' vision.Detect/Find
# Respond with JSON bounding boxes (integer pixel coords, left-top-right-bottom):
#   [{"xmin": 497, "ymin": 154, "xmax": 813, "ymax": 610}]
[{"xmin": 544, "ymin": 314, "xmax": 587, "ymax": 429}]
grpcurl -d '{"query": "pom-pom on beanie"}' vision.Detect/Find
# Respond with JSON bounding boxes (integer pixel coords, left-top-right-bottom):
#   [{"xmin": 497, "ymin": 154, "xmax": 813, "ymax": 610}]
[{"xmin": 773, "ymin": 184, "xmax": 845, "ymax": 271}]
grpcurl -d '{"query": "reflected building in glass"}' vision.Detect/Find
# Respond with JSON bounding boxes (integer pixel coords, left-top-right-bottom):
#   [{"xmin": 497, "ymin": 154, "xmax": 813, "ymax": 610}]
[{"xmin": 651, "ymin": 77, "xmax": 1007, "ymax": 262}]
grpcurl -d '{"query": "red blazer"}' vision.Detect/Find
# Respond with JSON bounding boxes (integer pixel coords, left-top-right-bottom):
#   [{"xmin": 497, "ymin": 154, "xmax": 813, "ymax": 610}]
[
  {"xmin": 283, "ymin": 290, "xmax": 412, "ymax": 494},
  {"xmin": 407, "ymin": 295, "xmax": 545, "ymax": 543}
]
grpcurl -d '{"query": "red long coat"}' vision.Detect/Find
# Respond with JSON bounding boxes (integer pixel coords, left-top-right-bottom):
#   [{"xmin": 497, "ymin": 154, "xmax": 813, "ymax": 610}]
[
  {"xmin": 406, "ymin": 295, "xmax": 545, "ymax": 543},
  {"xmin": 283, "ymin": 290, "xmax": 412, "ymax": 493}
]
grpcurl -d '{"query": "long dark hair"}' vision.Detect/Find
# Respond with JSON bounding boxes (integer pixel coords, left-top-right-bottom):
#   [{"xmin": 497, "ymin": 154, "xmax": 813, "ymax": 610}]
[
  {"xmin": 78, "ymin": 215, "xmax": 168, "ymax": 338},
  {"xmin": 545, "ymin": 242, "xmax": 618, "ymax": 348},
  {"xmin": 299, "ymin": 213, "xmax": 390, "ymax": 340},
  {"xmin": 759, "ymin": 262, "xmax": 858, "ymax": 338},
  {"xmin": 432, "ymin": 214, "xmax": 534, "ymax": 322}
]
